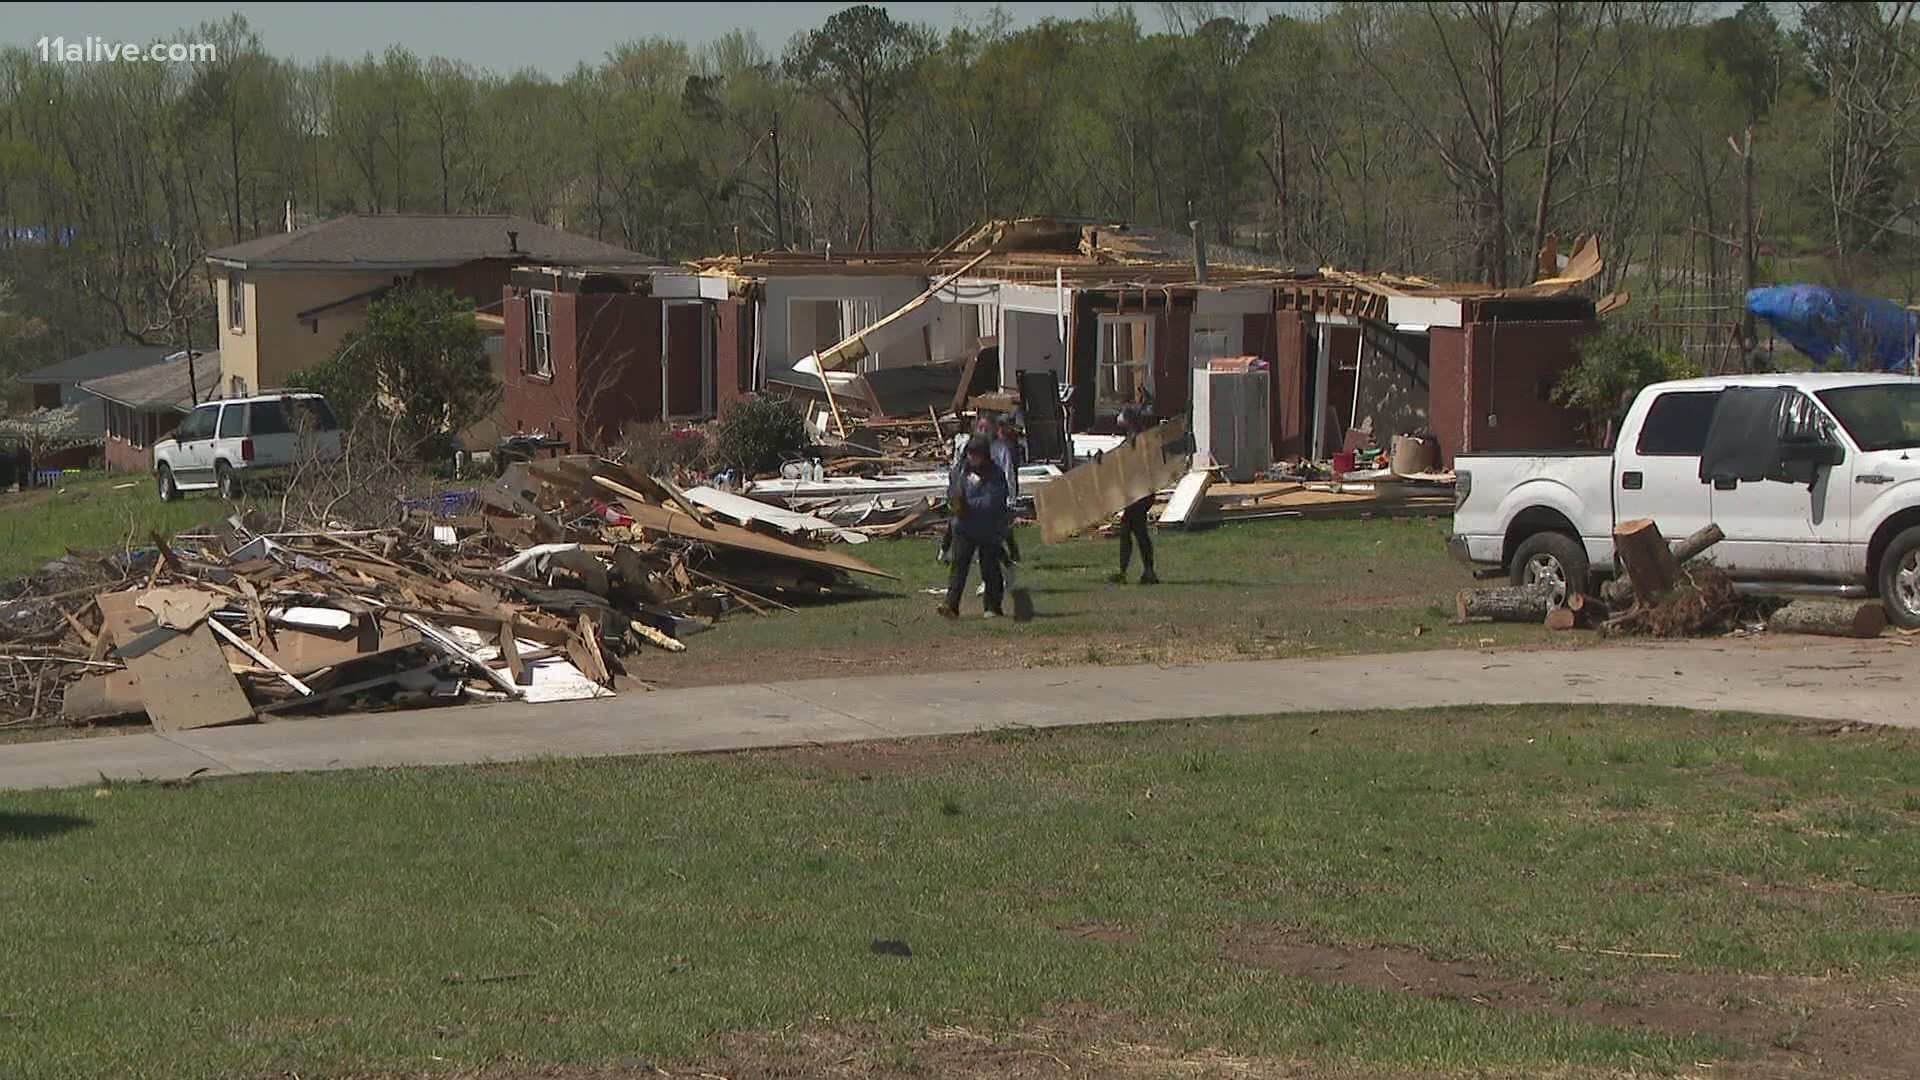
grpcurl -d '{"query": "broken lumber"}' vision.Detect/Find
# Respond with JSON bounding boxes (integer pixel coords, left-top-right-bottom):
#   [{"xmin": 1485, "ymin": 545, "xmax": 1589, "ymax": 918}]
[
  {"xmin": 208, "ymin": 619, "xmax": 314, "ymax": 696},
  {"xmin": 1768, "ymin": 600, "xmax": 1888, "ymax": 639},
  {"xmin": 628, "ymin": 619, "xmax": 687, "ymax": 653},
  {"xmin": 1457, "ymin": 584, "xmax": 1557, "ymax": 623},
  {"xmin": 1613, "ymin": 519, "xmax": 1679, "ymax": 604}
]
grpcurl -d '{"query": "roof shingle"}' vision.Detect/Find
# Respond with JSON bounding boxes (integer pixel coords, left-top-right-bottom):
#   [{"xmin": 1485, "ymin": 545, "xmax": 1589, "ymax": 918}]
[{"xmin": 79, "ymin": 352, "xmax": 223, "ymax": 412}]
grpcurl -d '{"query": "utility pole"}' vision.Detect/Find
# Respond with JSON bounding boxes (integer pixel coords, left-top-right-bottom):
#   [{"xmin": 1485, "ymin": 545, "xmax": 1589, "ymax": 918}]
[{"xmin": 769, "ymin": 114, "xmax": 785, "ymax": 250}]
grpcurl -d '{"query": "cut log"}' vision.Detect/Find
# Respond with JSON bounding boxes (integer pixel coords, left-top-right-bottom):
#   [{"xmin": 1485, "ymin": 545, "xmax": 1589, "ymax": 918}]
[
  {"xmin": 1768, "ymin": 600, "xmax": 1888, "ymax": 639},
  {"xmin": 1564, "ymin": 593, "xmax": 1588, "ymax": 614},
  {"xmin": 1457, "ymin": 584, "xmax": 1557, "ymax": 623},
  {"xmin": 1614, "ymin": 519, "xmax": 1679, "ymax": 603},
  {"xmin": 1671, "ymin": 524, "xmax": 1726, "ymax": 565},
  {"xmin": 1544, "ymin": 607, "xmax": 1582, "ymax": 631}
]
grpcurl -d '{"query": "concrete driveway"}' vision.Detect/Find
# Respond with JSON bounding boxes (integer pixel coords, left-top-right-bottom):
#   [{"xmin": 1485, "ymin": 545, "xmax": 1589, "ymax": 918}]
[{"xmin": 1, "ymin": 637, "xmax": 1910, "ymax": 792}]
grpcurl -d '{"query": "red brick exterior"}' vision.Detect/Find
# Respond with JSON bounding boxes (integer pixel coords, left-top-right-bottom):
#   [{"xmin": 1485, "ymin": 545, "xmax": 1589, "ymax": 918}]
[{"xmin": 1429, "ymin": 318, "xmax": 1594, "ymax": 465}]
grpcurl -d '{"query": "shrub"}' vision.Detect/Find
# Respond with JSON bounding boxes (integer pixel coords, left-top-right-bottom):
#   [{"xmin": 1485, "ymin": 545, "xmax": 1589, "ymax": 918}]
[
  {"xmin": 293, "ymin": 286, "xmax": 499, "ymax": 461},
  {"xmin": 1553, "ymin": 328, "xmax": 1701, "ymax": 441},
  {"xmin": 616, "ymin": 422, "xmax": 710, "ymax": 478},
  {"xmin": 711, "ymin": 396, "xmax": 809, "ymax": 476}
]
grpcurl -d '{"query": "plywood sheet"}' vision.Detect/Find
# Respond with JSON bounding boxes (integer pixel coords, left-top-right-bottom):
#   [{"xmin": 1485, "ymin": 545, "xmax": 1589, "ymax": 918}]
[
  {"xmin": 1036, "ymin": 419, "xmax": 1190, "ymax": 543},
  {"xmin": 62, "ymin": 670, "xmax": 143, "ymax": 721},
  {"xmin": 97, "ymin": 591, "xmax": 255, "ymax": 732}
]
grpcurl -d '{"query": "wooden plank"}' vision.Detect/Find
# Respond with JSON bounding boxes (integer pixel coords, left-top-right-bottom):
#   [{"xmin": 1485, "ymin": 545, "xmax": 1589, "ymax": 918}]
[
  {"xmin": 610, "ymin": 496, "xmax": 898, "ymax": 580},
  {"xmin": 207, "ymin": 619, "xmax": 314, "ymax": 696},
  {"xmin": 96, "ymin": 591, "xmax": 255, "ymax": 732},
  {"xmin": 1035, "ymin": 418, "xmax": 1191, "ymax": 544},
  {"xmin": 499, "ymin": 613, "xmax": 528, "ymax": 686},
  {"xmin": 571, "ymin": 613, "xmax": 613, "ymax": 687},
  {"xmin": 628, "ymin": 619, "xmax": 686, "ymax": 653},
  {"xmin": 60, "ymin": 608, "xmax": 97, "ymax": 649},
  {"xmin": 383, "ymin": 607, "xmax": 571, "ymax": 647}
]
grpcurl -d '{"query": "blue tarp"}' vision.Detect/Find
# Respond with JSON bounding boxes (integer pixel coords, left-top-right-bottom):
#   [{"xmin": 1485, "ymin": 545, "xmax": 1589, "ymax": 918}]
[{"xmin": 1746, "ymin": 285, "xmax": 1918, "ymax": 373}]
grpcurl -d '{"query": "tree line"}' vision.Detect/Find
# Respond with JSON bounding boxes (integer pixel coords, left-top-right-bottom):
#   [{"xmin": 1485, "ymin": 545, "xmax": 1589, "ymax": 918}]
[{"xmin": 1, "ymin": 1, "xmax": 1917, "ymax": 400}]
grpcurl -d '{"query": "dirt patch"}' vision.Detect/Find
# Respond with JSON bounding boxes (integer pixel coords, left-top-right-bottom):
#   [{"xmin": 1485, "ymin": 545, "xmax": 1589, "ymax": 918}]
[
  {"xmin": 1222, "ymin": 930, "xmax": 1920, "ymax": 1077},
  {"xmin": 1059, "ymin": 923, "xmax": 1141, "ymax": 945},
  {"xmin": 761, "ymin": 735, "xmax": 1018, "ymax": 776}
]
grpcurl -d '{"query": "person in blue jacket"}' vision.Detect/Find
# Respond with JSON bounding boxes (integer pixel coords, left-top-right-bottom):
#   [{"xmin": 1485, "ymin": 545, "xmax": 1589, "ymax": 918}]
[{"xmin": 939, "ymin": 433, "xmax": 1010, "ymax": 618}]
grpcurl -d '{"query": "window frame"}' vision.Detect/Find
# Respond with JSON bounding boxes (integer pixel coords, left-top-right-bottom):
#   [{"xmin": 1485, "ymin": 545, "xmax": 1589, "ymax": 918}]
[
  {"xmin": 527, "ymin": 290, "xmax": 554, "ymax": 379},
  {"xmin": 227, "ymin": 270, "xmax": 246, "ymax": 333},
  {"xmin": 1096, "ymin": 314, "xmax": 1156, "ymax": 409}
]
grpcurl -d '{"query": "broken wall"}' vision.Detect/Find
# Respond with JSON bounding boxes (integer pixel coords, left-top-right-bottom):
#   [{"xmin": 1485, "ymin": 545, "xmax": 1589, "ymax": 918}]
[{"xmin": 1350, "ymin": 320, "xmax": 1431, "ymax": 445}]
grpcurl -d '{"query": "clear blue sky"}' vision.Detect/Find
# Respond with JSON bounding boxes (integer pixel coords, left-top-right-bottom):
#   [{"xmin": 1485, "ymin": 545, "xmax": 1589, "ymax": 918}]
[{"xmin": 10, "ymin": 2, "xmax": 1181, "ymax": 75}]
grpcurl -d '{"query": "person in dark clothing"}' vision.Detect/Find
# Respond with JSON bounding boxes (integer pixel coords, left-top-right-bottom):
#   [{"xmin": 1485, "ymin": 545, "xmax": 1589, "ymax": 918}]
[
  {"xmin": 940, "ymin": 434, "xmax": 1010, "ymax": 618},
  {"xmin": 1109, "ymin": 409, "xmax": 1159, "ymax": 585},
  {"xmin": 993, "ymin": 415, "xmax": 1022, "ymax": 566}
]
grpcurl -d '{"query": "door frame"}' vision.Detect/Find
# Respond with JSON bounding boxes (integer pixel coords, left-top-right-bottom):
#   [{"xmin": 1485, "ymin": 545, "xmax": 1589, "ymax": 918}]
[{"xmin": 660, "ymin": 299, "xmax": 716, "ymax": 420}]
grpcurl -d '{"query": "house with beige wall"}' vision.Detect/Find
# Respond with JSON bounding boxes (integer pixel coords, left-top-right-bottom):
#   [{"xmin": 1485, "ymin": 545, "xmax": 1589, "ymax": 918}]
[{"xmin": 206, "ymin": 214, "xmax": 651, "ymax": 442}]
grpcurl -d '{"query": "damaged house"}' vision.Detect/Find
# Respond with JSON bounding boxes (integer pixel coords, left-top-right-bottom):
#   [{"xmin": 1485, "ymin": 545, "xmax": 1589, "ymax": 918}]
[{"xmin": 510, "ymin": 217, "xmax": 1604, "ymax": 466}]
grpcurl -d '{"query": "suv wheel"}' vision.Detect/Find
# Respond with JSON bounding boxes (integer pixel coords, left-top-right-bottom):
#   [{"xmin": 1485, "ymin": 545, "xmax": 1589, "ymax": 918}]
[
  {"xmin": 216, "ymin": 462, "xmax": 240, "ymax": 501},
  {"xmin": 1879, "ymin": 526, "xmax": 1920, "ymax": 630},
  {"xmin": 156, "ymin": 464, "xmax": 178, "ymax": 502},
  {"xmin": 1511, "ymin": 532, "xmax": 1589, "ymax": 606}
]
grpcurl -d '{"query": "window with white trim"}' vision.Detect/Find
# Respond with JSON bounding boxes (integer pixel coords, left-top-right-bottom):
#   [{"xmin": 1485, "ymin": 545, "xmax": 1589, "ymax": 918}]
[
  {"xmin": 528, "ymin": 290, "xmax": 554, "ymax": 378},
  {"xmin": 1097, "ymin": 314, "xmax": 1155, "ymax": 408}
]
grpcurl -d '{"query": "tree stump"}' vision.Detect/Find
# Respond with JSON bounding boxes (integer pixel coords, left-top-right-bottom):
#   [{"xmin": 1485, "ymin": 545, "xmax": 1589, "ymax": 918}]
[
  {"xmin": 1458, "ymin": 584, "xmax": 1557, "ymax": 623},
  {"xmin": 1544, "ymin": 607, "xmax": 1582, "ymax": 631},
  {"xmin": 1614, "ymin": 518, "xmax": 1680, "ymax": 603},
  {"xmin": 1604, "ymin": 523, "xmax": 1725, "ymax": 606},
  {"xmin": 1768, "ymin": 600, "xmax": 1888, "ymax": 639}
]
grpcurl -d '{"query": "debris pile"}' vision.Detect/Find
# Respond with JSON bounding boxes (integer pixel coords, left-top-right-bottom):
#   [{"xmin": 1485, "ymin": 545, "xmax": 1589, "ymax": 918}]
[{"xmin": 0, "ymin": 456, "xmax": 893, "ymax": 735}]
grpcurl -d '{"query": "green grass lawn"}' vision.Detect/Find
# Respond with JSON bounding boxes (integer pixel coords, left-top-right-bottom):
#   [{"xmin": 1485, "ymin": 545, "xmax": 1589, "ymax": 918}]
[
  {"xmin": 5, "ymin": 705, "xmax": 1919, "ymax": 1079},
  {"xmin": 654, "ymin": 514, "xmax": 1551, "ymax": 687},
  {"xmin": 0, "ymin": 472, "xmax": 223, "ymax": 579}
]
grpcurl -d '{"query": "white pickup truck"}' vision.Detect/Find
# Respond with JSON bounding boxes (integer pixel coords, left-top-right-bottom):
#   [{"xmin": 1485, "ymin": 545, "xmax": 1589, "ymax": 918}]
[{"xmin": 1450, "ymin": 373, "xmax": 1920, "ymax": 627}]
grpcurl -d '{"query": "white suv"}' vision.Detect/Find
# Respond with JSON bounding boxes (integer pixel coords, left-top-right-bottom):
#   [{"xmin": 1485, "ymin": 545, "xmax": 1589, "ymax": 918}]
[{"xmin": 153, "ymin": 393, "xmax": 343, "ymax": 501}]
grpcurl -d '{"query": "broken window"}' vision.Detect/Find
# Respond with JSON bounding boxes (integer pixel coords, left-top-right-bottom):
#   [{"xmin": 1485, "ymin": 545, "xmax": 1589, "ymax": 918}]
[
  {"xmin": 1097, "ymin": 315, "xmax": 1154, "ymax": 408},
  {"xmin": 528, "ymin": 290, "xmax": 554, "ymax": 378}
]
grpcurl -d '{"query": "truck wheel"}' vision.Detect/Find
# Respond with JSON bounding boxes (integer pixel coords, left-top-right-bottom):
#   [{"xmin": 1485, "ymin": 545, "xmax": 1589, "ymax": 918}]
[
  {"xmin": 216, "ymin": 462, "xmax": 239, "ymax": 501},
  {"xmin": 1879, "ymin": 526, "xmax": 1920, "ymax": 630},
  {"xmin": 1511, "ymin": 532, "xmax": 1589, "ymax": 605},
  {"xmin": 156, "ymin": 464, "xmax": 178, "ymax": 502}
]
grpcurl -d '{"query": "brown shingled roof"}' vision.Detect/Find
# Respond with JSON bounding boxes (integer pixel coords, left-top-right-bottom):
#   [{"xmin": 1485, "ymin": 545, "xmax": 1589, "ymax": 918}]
[
  {"xmin": 79, "ymin": 352, "xmax": 223, "ymax": 412},
  {"xmin": 208, "ymin": 214, "xmax": 652, "ymax": 271}
]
